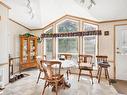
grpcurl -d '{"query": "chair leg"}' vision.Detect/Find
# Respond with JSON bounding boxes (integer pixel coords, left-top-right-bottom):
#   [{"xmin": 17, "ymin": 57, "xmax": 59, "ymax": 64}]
[
  {"xmin": 42, "ymin": 81, "xmax": 47, "ymax": 95},
  {"xmin": 37, "ymin": 71, "xmax": 41, "ymax": 84},
  {"xmin": 67, "ymin": 68, "xmax": 71, "ymax": 80},
  {"xmin": 96, "ymin": 66, "xmax": 100, "ymax": 78},
  {"xmin": 63, "ymin": 79, "xmax": 66, "ymax": 89},
  {"xmin": 104, "ymin": 68, "xmax": 107, "ymax": 79},
  {"xmin": 98, "ymin": 67, "xmax": 102, "ymax": 83},
  {"xmin": 69, "ymin": 69, "xmax": 71, "ymax": 74},
  {"xmin": 105, "ymin": 68, "xmax": 110, "ymax": 85},
  {"xmin": 55, "ymin": 82, "xmax": 58, "ymax": 95},
  {"xmin": 89, "ymin": 70, "xmax": 93, "ymax": 84},
  {"xmin": 78, "ymin": 69, "xmax": 81, "ymax": 82},
  {"xmin": 66, "ymin": 70, "xmax": 69, "ymax": 80}
]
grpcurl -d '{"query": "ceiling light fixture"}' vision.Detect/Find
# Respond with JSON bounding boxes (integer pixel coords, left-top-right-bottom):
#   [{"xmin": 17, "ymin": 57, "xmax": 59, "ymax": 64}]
[
  {"xmin": 80, "ymin": 0, "xmax": 96, "ymax": 9},
  {"xmin": 26, "ymin": 0, "xmax": 34, "ymax": 19}
]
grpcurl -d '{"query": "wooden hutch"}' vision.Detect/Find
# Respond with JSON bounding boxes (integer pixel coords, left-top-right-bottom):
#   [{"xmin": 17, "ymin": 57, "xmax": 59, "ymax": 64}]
[{"xmin": 19, "ymin": 33, "xmax": 37, "ymax": 71}]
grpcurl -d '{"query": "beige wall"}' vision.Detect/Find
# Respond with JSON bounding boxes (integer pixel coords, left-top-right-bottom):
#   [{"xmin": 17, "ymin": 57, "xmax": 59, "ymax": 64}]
[
  {"xmin": 0, "ymin": 4, "xmax": 8, "ymax": 64},
  {"xmin": 99, "ymin": 20, "xmax": 127, "ymax": 79},
  {"xmin": 7, "ymin": 20, "xmax": 30, "ymax": 74},
  {"xmin": 8, "ymin": 20, "xmax": 30, "ymax": 57},
  {"xmin": 0, "ymin": 3, "xmax": 9, "ymax": 86}
]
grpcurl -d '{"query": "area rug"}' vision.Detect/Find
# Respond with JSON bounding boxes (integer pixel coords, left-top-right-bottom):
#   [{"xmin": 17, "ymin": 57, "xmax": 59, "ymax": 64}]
[{"xmin": 112, "ymin": 80, "xmax": 127, "ymax": 95}]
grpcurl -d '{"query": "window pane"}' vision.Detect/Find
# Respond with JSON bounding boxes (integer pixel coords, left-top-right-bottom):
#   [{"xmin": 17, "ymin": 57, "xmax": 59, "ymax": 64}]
[
  {"xmin": 83, "ymin": 23, "xmax": 97, "ymax": 31},
  {"xmin": 44, "ymin": 28, "xmax": 53, "ymax": 59},
  {"xmin": 45, "ymin": 28, "xmax": 53, "ymax": 34},
  {"xmin": 46, "ymin": 39, "xmax": 52, "ymax": 59},
  {"xmin": 83, "ymin": 23, "xmax": 98, "ymax": 64},
  {"xmin": 84, "ymin": 36, "xmax": 96, "ymax": 54},
  {"xmin": 58, "ymin": 38, "xmax": 78, "ymax": 53},
  {"xmin": 58, "ymin": 20, "xmax": 78, "ymax": 32}
]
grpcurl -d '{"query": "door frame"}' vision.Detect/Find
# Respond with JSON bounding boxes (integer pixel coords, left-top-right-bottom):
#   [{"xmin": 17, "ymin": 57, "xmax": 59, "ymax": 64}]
[{"xmin": 114, "ymin": 24, "xmax": 127, "ymax": 80}]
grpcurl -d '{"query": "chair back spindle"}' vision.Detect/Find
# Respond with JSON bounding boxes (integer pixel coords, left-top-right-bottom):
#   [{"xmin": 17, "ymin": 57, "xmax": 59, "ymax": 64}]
[
  {"xmin": 60, "ymin": 54, "xmax": 72, "ymax": 60},
  {"xmin": 96, "ymin": 56, "xmax": 108, "ymax": 62}
]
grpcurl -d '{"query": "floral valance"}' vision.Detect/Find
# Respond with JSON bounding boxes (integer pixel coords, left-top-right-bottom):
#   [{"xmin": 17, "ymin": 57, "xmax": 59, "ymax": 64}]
[{"xmin": 41, "ymin": 30, "xmax": 101, "ymax": 38}]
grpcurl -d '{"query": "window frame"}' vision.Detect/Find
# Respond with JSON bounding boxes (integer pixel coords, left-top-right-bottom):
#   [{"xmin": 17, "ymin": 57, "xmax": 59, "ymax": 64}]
[
  {"xmin": 56, "ymin": 19, "xmax": 80, "ymax": 58},
  {"xmin": 43, "ymin": 27, "xmax": 53, "ymax": 59},
  {"xmin": 83, "ymin": 23, "xmax": 99, "ymax": 67}
]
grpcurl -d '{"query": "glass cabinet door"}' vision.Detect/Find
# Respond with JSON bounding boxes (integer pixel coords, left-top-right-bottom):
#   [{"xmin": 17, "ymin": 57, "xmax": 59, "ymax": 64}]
[
  {"xmin": 29, "ymin": 37, "xmax": 36, "ymax": 63},
  {"xmin": 22, "ymin": 38, "xmax": 28, "ymax": 64}
]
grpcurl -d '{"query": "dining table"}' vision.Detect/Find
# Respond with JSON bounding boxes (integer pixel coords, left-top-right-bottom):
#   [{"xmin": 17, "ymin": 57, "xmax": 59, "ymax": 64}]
[{"xmin": 45, "ymin": 59, "xmax": 77, "ymax": 88}]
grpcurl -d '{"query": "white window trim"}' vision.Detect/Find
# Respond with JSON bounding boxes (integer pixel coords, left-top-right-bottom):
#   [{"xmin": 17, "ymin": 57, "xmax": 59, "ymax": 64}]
[
  {"xmin": 83, "ymin": 23, "xmax": 98, "ymax": 68},
  {"xmin": 43, "ymin": 27, "xmax": 53, "ymax": 57},
  {"xmin": 56, "ymin": 19, "xmax": 79, "ymax": 33}
]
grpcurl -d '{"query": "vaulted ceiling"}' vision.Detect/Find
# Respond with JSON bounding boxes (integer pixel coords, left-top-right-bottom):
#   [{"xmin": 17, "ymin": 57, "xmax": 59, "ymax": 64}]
[{"xmin": 3, "ymin": 0, "xmax": 127, "ymax": 29}]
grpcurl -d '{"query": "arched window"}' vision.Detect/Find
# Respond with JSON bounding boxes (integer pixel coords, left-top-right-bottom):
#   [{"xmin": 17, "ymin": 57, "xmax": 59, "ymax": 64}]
[
  {"xmin": 56, "ymin": 19, "xmax": 79, "ymax": 60},
  {"xmin": 57, "ymin": 20, "xmax": 79, "ymax": 33}
]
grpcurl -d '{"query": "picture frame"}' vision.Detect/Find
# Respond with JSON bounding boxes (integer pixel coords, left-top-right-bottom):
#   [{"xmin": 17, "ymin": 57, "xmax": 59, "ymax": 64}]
[{"xmin": 104, "ymin": 31, "xmax": 109, "ymax": 36}]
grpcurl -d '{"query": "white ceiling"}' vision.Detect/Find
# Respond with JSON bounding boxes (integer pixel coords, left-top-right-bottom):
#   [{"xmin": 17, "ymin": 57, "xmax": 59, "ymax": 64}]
[
  {"xmin": 3, "ymin": 0, "xmax": 127, "ymax": 29},
  {"xmin": 86, "ymin": 0, "xmax": 127, "ymax": 21}
]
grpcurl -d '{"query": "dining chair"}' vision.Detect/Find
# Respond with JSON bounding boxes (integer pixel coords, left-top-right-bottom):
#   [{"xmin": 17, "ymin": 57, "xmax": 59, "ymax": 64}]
[
  {"xmin": 59, "ymin": 54, "xmax": 72, "ymax": 60},
  {"xmin": 78, "ymin": 55, "xmax": 94, "ymax": 84},
  {"xmin": 96, "ymin": 55, "xmax": 110, "ymax": 84},
  {"xmin": 59, "ymin": 54, "xmax": 72, "ymax": 80},
  {"xmin": 40, "ymin": 60, "xmax": 65, "ymax": 95},
  {"xmin": 36, "ymin": 55, "xmax": 46, "ymax": 84}
]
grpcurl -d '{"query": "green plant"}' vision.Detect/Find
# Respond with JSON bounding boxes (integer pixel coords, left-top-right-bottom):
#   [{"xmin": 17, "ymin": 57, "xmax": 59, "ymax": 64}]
[{"xmin": 37, "ymin": 37, "xmax": 42, "ymax": 43}]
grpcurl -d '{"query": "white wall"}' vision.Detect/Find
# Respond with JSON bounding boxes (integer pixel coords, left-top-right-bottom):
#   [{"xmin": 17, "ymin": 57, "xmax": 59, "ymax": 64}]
[
  {"xmin": 8, "ymin": 20, "xmax": 30, "ymax": 57},
  {"xmin": 0, "ymin": 3, "xmax": 9, "ymax": 86},
  {"xmin": 0, "ymin": 4, "xmax": 8, "ymax": 64},
  {"xmin": 7, "ymin": 20, "xmax": 30, "ymax": 74}
]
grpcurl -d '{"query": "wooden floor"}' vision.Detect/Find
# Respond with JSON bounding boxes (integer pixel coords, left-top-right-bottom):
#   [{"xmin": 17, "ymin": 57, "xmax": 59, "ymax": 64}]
[{"xmin": 2, "ymin": 69, "xmax": 120, "ymax": 95}]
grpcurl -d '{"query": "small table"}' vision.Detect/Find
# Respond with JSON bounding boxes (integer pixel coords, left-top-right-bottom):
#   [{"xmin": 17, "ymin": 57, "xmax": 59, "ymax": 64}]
[
  {"xmin": 47, "ymin": 59, "xmax": 76, "ymax": 87},
  {"xmin": 60, "ymin": 59, "xmax": 76, "ymax": 80},
  {"xmin": 97, "ymin": 61, "xmax": 111, "ymax": 84},
  {"xmin": 49, "ymin": 59, "xmax": 76, "ymax": 79}
]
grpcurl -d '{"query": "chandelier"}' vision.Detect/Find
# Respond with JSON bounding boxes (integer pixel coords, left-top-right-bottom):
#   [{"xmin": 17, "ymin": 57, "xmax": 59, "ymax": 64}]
[
  {"xmin": 80, "ymin": 0, "xmax": 96, "ymax": 9},
  {"xmin": 26, "ymin": 0, "xmax": 34, "ymax": 19}
]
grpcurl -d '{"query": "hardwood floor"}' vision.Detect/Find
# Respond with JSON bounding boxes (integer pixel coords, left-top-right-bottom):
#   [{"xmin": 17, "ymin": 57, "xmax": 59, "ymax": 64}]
[{"xmin": 2, "ymin": 69, "xmax": 119, "ymax": 95}]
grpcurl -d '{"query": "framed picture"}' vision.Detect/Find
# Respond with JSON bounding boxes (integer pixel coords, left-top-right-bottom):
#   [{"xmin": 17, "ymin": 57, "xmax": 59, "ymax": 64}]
[{"xmin": 104, "ymin": 31, "xmax": 109, "ymax": 36}]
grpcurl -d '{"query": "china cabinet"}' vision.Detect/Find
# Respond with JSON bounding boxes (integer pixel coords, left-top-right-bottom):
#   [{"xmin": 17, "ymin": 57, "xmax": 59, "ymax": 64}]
[{"xmin": 20, "ymin": 35, "xmax": 37, "ymax": 71}]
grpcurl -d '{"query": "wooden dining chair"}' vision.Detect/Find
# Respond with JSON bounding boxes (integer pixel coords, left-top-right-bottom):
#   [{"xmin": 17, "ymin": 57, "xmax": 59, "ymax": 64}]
[
  {"xmin": 36, "ymin": 55, "xmax": 46, "ymax": 84},
  {"xmin": 59, "ymin": 54, "xmax": 72, "ymax": 60},
  {"xmin": 40, "ymin": 60, "xmax": 65, "ymax": 95},
  {"xmin": 59, "ymin": 54, "xmax": 72, "ymax": 80},
  {"xmin": 78, "ymin": 55, "xmax": 94, "ymax": 84}
]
